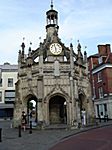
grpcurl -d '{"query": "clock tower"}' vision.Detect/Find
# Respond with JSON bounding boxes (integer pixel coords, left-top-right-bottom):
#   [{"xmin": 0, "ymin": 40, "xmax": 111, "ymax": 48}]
[
  {"xmin": 14, "ymin": 1, "xmax": 94, "ymax": 128},
  {"xmin": 45, "ymin": 1, "xmax": 67, "ymax": 62}
]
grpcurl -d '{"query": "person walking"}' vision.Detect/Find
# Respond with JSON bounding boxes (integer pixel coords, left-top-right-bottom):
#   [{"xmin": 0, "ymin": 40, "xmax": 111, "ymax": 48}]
[{"xmin": 21, "ymin": 111, "xmax": 27, "ymax": 131}]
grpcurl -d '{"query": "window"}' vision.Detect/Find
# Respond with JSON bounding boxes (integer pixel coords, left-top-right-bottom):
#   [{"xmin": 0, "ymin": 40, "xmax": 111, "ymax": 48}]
[
  {"xmin": 8, "ymin": 78, "xmax": 13, "ymax": 87},
  {"xmin": 96, "ymin": 105, "xmax": 99, "ymax": 116},
  {"xmin": 98, "ymin": 57, "xmax": 102, "ymax": 64},
  {"xmin": 98, "ymin": 72, "xmax": 102, "ymax": 82},
  {"xmin": 5, "ymin": 90, "xmax": 15, "ymax": 102},
  {"xmin": 98, "ymin": 87, "xmax": 103, "ymax": 98},
  {"xmin": 0, "ymin": 78, "xmax": 2, "ymax": 87},
  {"xmin": 0, "ymin": 91, "xmax": 2, "ymax": 102},
  {"xmin": 104, "ymin": 104, "xmax": 107, "ymax": 112}
]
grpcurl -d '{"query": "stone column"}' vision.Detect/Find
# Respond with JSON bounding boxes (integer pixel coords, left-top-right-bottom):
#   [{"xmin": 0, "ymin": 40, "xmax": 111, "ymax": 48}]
[
  {"xmin": 67, "ymin": 102, "xmax": 72, "ymax": 127},
  {"xmin": 74, "ymin": 79, "xmax": 81, "ymax": 124},
  {"xmin": 43, "ymin": 102, "xmax": 49, "ymax": 125},
  {"xmin": 37, "ymin": 76, "xmax": 43, "ymax": 122},
  {"xmin": 69, "ymin": 76, "xmax": 75, "ymax": 125},
  {"xmin": 37, "ymin": 101, "xmax": 43, "ymax": 122},
  {"xmin": 13, "ymin": 99, "xmax": 23, "ymax": 127}
]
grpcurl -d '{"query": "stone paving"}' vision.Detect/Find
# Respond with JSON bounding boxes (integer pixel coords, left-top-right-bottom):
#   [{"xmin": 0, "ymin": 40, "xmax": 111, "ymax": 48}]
[{"xmin": 0, "ymin": 120, "xmax": 112, "ymax": 150}]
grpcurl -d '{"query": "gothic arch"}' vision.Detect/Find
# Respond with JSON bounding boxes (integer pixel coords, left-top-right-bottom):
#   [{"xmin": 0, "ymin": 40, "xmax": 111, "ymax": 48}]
[
  {"xmin": 44, "ymin": 92, "xmax": 70, "ymax": 125},
  {"xmin": 45, "ymin": 92, "xmax": 70, "ymax": 104},
  {"xmin": 49, "ymin": 94, "xmax": 67, "ymax": 124},
  {"xmin": 23, "ymin": 94, "xmax": 38, "ymax": 124},
  {"xmin": 78, "ymin": 89, "xmax": 87, "ymax": 111},
  {"xmin": 23, "ymin": 94, "xmax": 38, "ymax": 105}
]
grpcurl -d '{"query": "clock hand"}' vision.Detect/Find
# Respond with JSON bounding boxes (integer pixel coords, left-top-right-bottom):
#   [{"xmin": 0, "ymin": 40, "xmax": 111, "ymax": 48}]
[{"xmin": 54, "ymin": 45, "xmax": 57, "ymax": 52}]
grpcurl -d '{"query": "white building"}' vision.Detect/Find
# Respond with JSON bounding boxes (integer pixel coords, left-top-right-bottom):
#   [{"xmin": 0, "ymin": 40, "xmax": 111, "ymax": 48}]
[{"xmin": 0, "ymin": 62, "xmax": 18, "ymax": 118}]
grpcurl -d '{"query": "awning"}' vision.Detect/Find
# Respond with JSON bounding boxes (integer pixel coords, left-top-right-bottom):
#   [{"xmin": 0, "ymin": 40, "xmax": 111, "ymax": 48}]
[{"xmin": 0, "ymin": 103, "xmax": 14, "ymax": 109}]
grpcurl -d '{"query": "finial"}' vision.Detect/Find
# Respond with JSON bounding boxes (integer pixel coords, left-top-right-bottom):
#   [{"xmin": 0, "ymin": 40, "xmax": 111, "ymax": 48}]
[
  {"xmin": 51, "ymin": 0, "xmax": 53, "ymax": 9},
  {"xmin": 84, "ymin": 51, "xmax": 87, "ymax": 55},
  {"xmin": 77, "ymin": 39, "xmax": 79, "ymax": 43},
  {"xmin": 84, "ymin": 46, "xmax": 87, "ymax": 55},
  {"xmin": 84, "ymin": 46, "xmax": 87, "ymax": 57},
  {"xmin": 29, "ymin": 42, "xmax": 32, "ymax": 51},
  {"xmin": 23, "ymin": 37, "xmax": 25, "ymax": 41},
  {"xmin": 30, "ymin": 42, "xmax": 32, "ymax": 47},
  {"xmin": 85, "ymin": 46, "xmax": 87, "ymax": 49},
  {"xmin": 77, "ymin": 40, "xmax": 81, "ymax": 51},
  {"xmin": 70, "ymin": 43, "xmax": 73, "ymax": 48},
  {"xmin": 39, "ymin": 37, "xmax": 41, "ymax": 43},
  {"xmin": 28, "ymin": 42, "xmax": 32, "ymax": 57},
  {"xmin": 21, "ymin": 37, "xmax": 25, "ymax": 51}
]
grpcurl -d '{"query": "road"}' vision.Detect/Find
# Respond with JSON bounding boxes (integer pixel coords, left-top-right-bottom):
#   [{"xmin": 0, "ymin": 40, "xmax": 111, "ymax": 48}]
[{"xmin": 49, "ymin": 125, "xmax": 112, "ymax": 150}]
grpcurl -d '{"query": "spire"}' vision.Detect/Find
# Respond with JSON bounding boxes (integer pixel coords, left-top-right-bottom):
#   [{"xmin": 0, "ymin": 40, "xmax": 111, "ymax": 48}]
[
  {"xmin": 28, "ymin": 42, "xmax": 32, "ymax": 57},
  {"xmin": 27, "ymin": 42, "xmax": 33, "ymax": 67},
  {"xmin": 84, "ymin": 46, "xmax": 87, "ymax": 63},
  {"xmin": 70, "ymin": 43, "xmax": 74, "ymax": 77},
  {"xmin": 21, "ymin": 37, "xmax": 25, "ymax": 56},
  {"xmin": 77, "ymin": 40, "xmax": 81, "ymax": 51},
  {"xmin": 70, "ymin": 43, "xmax": 73, "ymax": 48},
  {"xmin": 19, "ymin": 37, "xmax": 25, "ymax": 65},
  {"xmin": 51, "ymin": 0, "xmax": 53, "ymax": 10},
  {"xmin": 77, "ymin": 40, "xmax": 83, "ymax": 64}
]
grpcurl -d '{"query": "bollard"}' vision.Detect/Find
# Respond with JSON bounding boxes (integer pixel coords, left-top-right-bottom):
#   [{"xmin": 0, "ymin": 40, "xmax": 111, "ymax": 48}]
[
  {"xmin": 18, "ymin": 125, "xmax": 21, "ymax": 137},
  {"xmin": 107, "ymin": 115, "xmax": 108, "ymax": 122},
  {"xmin": 29, "ymin": 121, "xmax": 32, "ymax": 134},
  {"xmin": 98, "ymin": 115, "xmax": 101, "ymax": 123},
  {"xmin": 104, "ymin": 115, "xmax": 106, "ymax": 122},
  {"xmin": 0, "ymin": 128, "xmax": 2, "ymax": 142}
]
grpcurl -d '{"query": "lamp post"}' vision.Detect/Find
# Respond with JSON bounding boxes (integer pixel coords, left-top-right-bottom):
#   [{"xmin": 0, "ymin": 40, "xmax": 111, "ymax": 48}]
[{"xmin": 0, "ymin": 68, "xmax": 1, "ymax": 81}]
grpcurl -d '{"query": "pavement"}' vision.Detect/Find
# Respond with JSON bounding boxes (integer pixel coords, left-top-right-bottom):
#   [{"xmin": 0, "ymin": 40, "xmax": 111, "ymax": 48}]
[{"xmin": 0, "ymin": 120, "xmax": 112, "ymax": 150}]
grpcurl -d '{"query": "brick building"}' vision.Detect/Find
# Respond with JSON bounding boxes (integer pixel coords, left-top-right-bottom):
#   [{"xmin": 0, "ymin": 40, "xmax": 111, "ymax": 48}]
[{"xmin": 88, "ymin": 44, "xmax": 112, "ymax": 119}]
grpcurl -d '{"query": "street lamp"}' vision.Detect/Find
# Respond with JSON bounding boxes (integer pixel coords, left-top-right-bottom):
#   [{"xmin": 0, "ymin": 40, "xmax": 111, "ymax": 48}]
[{"xmin": 0, "ymin": 68, "xmax": 1, "ymax": 79}]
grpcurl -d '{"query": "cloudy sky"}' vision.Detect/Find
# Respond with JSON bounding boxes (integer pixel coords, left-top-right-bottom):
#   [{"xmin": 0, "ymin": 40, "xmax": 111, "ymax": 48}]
[{"xmin": 0, "ymin": 0, "xmax": 112, "ymax": 64}]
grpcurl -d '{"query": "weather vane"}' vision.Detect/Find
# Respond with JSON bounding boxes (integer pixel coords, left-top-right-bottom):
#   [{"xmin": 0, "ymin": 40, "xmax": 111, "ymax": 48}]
[
  {"xmin": 23, "ymin": 37, "xmax": 25, "ymax": 41},
  {"xmin": 77, "ymin": 39, "xmax": 80, "ymax": 43},
  {"xmin": 51, "ymin": 0, "xmax": 53, "ymax": 9},
  {"xmin": 70, "ymin": 38, "xmax": 73, "ymax": 43},
  {"xmin": 39, "ymin": 37, "xmax": 41, "ymax": 43}
]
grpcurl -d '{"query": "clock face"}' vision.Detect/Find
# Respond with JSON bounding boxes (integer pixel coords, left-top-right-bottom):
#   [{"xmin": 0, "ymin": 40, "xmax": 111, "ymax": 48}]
[{"xmin": 50, "ymin": 43, "xmax": 62, "ymax": 55}]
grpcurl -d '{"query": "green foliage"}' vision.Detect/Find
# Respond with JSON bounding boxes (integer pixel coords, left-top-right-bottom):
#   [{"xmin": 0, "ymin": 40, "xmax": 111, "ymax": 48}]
[{"xmin": 29, "ymin": 101, "xmax": 34, "ymax": 110}]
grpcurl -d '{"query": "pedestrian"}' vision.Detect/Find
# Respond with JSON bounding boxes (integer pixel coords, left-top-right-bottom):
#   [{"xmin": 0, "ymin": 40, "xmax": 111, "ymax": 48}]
[
  {"xmin": 81, "ymin": 108, "xmax": 86, "ymax": 126},
  {"xmin": 21, "ymin": 111, "xmax": 27, "ymax": 131}
]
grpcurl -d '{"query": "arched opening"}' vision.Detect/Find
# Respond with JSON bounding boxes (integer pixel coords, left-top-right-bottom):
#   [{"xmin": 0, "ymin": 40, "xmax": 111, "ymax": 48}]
[
  {"xmin": 79, "ymin": 94, "xmax": 84, "ymax": 111},
  {"xmin": 49, "ymin": 95, "xmax": 67, "ymax": 124},
  {"xmin": 27, "ymin": 95, "xmax": 37, "ymax": 127}
]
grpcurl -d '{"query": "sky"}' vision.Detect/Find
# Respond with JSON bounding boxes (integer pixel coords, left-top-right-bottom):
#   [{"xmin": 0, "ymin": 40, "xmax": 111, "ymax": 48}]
[{"xmin": 0, "ymin": 0, "xmax": 112, "ymax": 64}]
